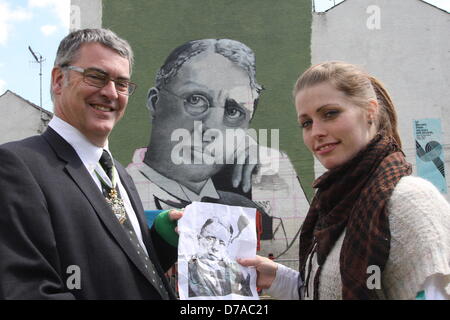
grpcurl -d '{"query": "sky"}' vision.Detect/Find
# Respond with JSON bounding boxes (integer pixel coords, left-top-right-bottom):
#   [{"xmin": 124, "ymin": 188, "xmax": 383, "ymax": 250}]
[
  {"xmin": 0, "ymin": 0, "xmax": 70, "ymax": 111},
  {"xmin": 0, "ymin": 0, "xmax": 448, "ymax": 112}
]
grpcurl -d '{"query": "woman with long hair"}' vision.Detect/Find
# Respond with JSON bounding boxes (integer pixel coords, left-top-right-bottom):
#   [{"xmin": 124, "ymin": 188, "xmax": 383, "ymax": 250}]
[{"xmin": 240, "ymin": 61, "xmax": 450, "ymax": 299}]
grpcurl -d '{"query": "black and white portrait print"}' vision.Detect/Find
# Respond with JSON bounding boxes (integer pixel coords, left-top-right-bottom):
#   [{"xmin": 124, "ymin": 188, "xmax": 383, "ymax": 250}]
[{"xmin": 177, "ymin": 202, "xmax": 258, "ymax": 300}]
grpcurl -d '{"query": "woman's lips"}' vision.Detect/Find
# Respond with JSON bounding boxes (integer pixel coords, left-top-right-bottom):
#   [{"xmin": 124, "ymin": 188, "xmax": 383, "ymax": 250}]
[{"xmin": 315, "ymin": 142, "xmax": 339, "ymax": 155}]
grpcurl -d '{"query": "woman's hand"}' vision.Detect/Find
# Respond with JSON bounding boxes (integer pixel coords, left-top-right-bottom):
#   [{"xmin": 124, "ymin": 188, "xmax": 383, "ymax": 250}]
[{"xmin": 238, "ymin": 255, "xmax": 278, "ymax": 289}]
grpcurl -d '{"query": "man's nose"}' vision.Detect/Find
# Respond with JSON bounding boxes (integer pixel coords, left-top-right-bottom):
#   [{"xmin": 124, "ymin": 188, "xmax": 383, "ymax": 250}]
[{"xmin": 99, "ymin": 80, "xmax": 119, "ymax": 100}]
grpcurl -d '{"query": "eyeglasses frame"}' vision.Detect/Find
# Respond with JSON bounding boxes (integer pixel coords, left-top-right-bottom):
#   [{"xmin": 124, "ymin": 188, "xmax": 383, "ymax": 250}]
[{"xmin": 63, "ymin": 65, "xmax": 137, "ymax": 96}]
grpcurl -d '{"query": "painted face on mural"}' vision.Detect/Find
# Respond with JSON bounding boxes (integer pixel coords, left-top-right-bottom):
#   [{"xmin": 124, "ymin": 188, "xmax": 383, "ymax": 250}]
[
  {"xmin": 295, "ymin": 81, "xmax": 377, "ymax": 170},
  {"xmin": 149, "ymin": 50, "xmax": 257, "ymax": 185}
]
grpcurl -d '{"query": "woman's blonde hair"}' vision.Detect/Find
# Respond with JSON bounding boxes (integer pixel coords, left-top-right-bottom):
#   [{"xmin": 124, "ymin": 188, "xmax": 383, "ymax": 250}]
[{"xmin": 293, "ymin": 61, "xmax": 401, "ymax": 148}]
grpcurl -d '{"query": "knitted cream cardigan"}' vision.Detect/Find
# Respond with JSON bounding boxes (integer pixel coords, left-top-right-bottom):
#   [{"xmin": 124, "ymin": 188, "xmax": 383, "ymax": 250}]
[{"xmin": 267, "ymin": 176, "xmax": 450, "ymax": 300}]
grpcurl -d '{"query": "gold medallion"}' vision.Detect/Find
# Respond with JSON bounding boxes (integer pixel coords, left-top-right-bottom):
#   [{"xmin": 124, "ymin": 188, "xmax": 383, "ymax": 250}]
[{"xmin": 105, "ymin": 187, "xmax": 127, "ymax": 224}]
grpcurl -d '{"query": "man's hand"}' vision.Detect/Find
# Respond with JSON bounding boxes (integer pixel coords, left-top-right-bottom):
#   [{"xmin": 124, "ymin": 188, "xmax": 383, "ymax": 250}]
[
  {"xmin": 168, "ymin": 209, "xmax": 184, "ymax": 234},
  {"xmin": 154, "ymin": 209, "xmax": 184, "ymax": 247}
]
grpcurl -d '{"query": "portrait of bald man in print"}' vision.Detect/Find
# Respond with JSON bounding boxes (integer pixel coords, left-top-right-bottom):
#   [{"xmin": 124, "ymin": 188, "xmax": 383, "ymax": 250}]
[
  {"xmin": 177, "ymin": 202, "xmax": 258, "ymax": 300},
  {"xmin": 187, "ymin": 216, "xmax": 252, "ymax": 298}
]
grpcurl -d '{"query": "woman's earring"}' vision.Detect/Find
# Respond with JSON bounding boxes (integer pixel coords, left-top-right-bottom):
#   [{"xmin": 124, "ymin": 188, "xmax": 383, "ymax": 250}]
[{"xmin": 368, "ymin": 118, "xmax": 373, "ymax": 125}]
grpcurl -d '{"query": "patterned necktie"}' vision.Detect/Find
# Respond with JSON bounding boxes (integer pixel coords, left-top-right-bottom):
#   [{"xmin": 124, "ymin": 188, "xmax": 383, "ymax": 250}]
[
  {"xmin": 99, "ymin": 149, "xmax": 114, "ymax": 180},
  {"xmin": 98, "ymin": 150, "xmax": 170, "ymax": 299}
]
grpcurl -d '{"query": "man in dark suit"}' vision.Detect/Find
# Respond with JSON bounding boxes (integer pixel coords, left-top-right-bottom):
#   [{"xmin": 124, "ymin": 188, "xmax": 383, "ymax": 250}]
[{"xmin": 0, "ymin": 28, "xmax": 180, "ymax": 299}]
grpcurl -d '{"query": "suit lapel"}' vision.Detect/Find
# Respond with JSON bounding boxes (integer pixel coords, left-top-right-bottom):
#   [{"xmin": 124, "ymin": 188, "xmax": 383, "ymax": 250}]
[{"xmin": 42, "ymin": 128, "xmax": 159, "ymax": 286}]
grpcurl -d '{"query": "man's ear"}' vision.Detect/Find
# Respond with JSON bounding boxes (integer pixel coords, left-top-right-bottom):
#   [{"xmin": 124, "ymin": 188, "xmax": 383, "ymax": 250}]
[
  {"xmin": 51, "ymin": 67, "xmax": 65, "ymax": 96},
  {"xmin": 147, "ymin": 87, "xmax": 159, "ymax": 116}
]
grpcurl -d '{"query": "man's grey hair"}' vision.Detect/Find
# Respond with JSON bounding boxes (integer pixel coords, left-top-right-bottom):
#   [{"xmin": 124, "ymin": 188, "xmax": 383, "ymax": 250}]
[
  {"xmin": 54, "ymin": 28, "xmax": 134, "ymax": 71},
  {"xmin": 155, "ymin": 39, "xmax": 263, "ymax": 96},
  {"xmin": 51, "ymin": 28, "xmax": 134, "ymax": 102}
]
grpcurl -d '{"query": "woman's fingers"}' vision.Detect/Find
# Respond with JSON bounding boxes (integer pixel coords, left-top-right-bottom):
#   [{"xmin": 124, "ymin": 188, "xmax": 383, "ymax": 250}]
[
  {"xmin": 238, "ymin": 256, "xmax": 278, "ymax": 289},
  {"xmin": 238, "ymin": 257, "xmax": 263, "ymax": 267}
]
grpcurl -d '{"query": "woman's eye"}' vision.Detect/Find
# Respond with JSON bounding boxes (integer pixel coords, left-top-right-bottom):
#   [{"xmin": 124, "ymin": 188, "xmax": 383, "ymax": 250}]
[
  {"xmin": 324, "ymin": 110, "xmax": 339, "ymax": 119},
  {"xmin": 301, "ymin": 120, "xmax": 312, "ymax": 129}
]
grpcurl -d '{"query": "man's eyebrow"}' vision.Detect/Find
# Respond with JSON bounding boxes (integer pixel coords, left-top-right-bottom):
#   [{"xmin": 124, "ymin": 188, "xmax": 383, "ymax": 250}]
[{"xmin": 88, "ymin": 67, "xmax": 130, "ymax": 80}]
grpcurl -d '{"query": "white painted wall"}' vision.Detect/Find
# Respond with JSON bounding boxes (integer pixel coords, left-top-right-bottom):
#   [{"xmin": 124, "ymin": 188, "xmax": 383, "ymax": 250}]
[
  {"xmin": 70, "ymin": 0, "xmax": 102, "ymax": 30},
  {"xmin": 311, "ymin": 0, "xmax": 450, "ymax": 198},
  {"xmin": 0, "ymin": 91, "xmax": 53, "ymax": 144}
]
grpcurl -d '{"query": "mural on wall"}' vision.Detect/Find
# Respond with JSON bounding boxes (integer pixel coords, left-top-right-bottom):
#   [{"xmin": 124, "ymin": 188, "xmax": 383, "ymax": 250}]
[
  {"xmin": 94, "ymin": 0, "xmax": 313, "ymax": 261},
  {"xmin": 126, "ymin": 39, "xmax": 310, "ymax": 259}
]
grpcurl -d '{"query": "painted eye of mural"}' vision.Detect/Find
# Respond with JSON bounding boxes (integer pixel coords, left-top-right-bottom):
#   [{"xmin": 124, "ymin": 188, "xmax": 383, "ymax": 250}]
[
  {"xmin": 184, "ymin": 94, "xmax": 210, "ymax": 115},
  {"xmin": 186, "ymin": 95, "xmax": 209, "ymax": 107},
  {"xmin": 224, "ymin": 99, "xmax": 247, "ymax": 124},
  {"xmin": 225, "ymin": 106, "xmax": 244, "ymax": 119}
]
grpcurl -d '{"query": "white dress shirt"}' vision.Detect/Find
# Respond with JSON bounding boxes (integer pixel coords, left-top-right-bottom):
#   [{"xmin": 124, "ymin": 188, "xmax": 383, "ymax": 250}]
[{"xmin": 48, "ymin": 116, "xmax": 148, "ymax": 255}]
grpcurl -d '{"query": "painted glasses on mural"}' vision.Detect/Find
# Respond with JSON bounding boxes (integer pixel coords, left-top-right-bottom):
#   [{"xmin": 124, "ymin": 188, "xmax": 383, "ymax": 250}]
[
  {"xmin": 177, "ymin": 202, "xmax": 258, "ymax": 300},
  {"xmin": 126, "ymin": 38, "xmax": 310, "ymax": 264}
]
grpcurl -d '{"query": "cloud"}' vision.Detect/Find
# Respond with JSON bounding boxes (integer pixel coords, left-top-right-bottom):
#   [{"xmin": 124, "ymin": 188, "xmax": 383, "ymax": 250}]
[
  {"xmin": 28, "ymin": 0, "xmax": 70, "ymax": 29},
  {"xmin": 0, "ymin": 0, "xmax": 33, "ymax": 45},
  {"xmin": 40, "ymin": 24, "xmax": 57, "ymax": 36}
]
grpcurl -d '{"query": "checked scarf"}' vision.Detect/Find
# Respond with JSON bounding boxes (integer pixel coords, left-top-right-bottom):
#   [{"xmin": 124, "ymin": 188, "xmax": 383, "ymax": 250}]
[{"xmin": 299, "ymin": 133, "xmax": 412, "ymax": 299}]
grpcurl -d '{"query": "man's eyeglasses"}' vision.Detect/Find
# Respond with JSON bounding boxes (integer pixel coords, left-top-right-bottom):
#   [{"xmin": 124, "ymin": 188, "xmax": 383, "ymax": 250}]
[
  {"xmin": 159, "ymin": 87, "xmax": 251, "ymax": 127},
  {"xmin": 64, "ymin": 65, "xmax": 137, "ymax": 96}
]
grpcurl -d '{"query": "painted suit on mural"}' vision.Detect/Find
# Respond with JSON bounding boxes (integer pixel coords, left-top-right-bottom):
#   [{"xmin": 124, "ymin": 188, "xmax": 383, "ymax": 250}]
[{"xmin": 127, "ymin": 39, "xmax": 310, "ymax": 259}]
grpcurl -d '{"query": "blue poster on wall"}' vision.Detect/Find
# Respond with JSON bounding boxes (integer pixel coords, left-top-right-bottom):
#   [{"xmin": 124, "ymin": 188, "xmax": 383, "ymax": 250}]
[{"xmin": 413, "ymin": 119, "xmax": 447, "ymax": 194}]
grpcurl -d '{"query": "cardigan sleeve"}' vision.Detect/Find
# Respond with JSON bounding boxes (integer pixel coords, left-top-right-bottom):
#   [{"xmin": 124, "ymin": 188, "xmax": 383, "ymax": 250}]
[
  {"xmin": 422, "ymin": 274, "xmax": 450, "ymax": 299},
  {"xmin": 383, "ymin": 176, "xmax": 450, "ymax": 300},
  {"xmin": 264, "ymin": 263, "xmax": 301, "ymax": 300}
]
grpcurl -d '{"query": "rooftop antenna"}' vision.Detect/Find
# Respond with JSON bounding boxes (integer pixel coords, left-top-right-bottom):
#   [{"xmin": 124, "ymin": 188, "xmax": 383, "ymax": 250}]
[{"xmin": 28, "ymin": 46, "xmax": 45, "ymax": 109}]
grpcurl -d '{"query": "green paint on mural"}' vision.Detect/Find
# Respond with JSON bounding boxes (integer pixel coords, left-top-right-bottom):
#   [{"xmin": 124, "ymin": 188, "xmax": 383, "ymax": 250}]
[{"xmin": 102, "ymin": 0, "xmax": 314, "ymax": 199}]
